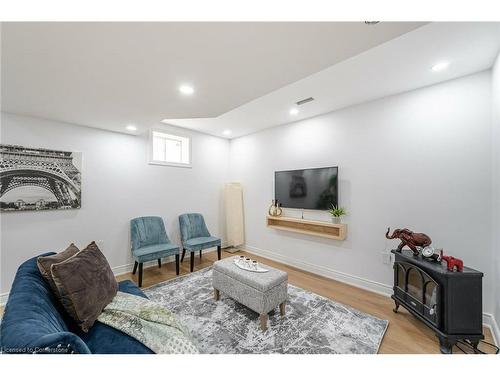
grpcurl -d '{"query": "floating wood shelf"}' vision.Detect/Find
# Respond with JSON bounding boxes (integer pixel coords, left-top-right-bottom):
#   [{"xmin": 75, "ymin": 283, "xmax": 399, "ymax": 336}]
[{"xmin": 266, "ymin": 215, "xmax": 347, "ymax": 240}]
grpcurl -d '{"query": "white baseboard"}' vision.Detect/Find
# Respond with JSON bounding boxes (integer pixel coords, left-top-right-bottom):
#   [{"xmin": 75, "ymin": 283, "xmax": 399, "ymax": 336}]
[
  {"xmin": 482, "ymin": 313, "xmax": 500, "ymax": 346},
  {"xmin": 244, "ymin": 244, "xmax": 499, "ymax": 345},
  {"xmin": 0, "ymin": 292, "xmax": 9, "ymax": 306},
  {"xmin": 112, "ymin": 255, "xmax": 176, "ymax": 276},
  {"xmin": 2, "ymin": 244, "xmax": 498, "ymax": 347},
  {"xmin": 0, "ymin": 248, "xmax": 220, "ymax": 308},
  {"xmin": 245, "ymin": 245, "xmax": 393, "ymax": 297},
  {"xmin": 112, "ymin": 247, "xmax": 218, "ymax": 276}
]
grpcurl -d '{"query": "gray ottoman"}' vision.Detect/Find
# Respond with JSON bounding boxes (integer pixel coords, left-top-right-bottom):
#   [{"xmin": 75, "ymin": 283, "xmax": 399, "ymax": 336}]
[{"xmin": 212, "ymin": 256, "xmax": 288, "ymax": 331}]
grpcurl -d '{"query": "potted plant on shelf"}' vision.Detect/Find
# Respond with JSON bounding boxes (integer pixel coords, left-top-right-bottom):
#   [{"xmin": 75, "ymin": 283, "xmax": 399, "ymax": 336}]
[{"xmin": 329, "ymin": 205, "xmax": 347, "ymax": 224}]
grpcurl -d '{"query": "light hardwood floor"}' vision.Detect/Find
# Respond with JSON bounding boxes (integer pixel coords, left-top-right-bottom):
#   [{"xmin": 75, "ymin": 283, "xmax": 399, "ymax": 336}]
[
  {"xmin": 1, "ymin": 249, "xmax": 493, "ymax": 354},
  {"xmin": 116, "ymin": 249, "xmax": 495, "ymax": 354}
]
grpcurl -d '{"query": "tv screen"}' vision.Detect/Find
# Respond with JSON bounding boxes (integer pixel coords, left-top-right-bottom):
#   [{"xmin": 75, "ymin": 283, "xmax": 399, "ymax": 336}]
[{"xmin": 274, "ymin": 167, "xmax": 338, "ymax": 210}]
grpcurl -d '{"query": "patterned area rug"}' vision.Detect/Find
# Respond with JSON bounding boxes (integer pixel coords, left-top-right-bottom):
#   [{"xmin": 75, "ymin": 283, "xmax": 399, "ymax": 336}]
[{"xmin": 144, "ymin": 267, "xmax": 388, "ymax": 354}]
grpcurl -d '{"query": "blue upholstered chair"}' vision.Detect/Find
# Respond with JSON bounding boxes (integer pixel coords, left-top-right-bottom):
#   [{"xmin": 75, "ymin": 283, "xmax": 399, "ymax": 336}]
[
  {"xmin": 179, "ymin": 213, "xmax": 221, "ymax": 272},
  {"xmin": 130, "ymin": 216, "xmax": 180, "ymax": 287}
]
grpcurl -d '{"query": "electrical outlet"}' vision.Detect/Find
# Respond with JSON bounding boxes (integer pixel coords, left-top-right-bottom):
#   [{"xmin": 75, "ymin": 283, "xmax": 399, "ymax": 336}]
[{"xmin": 381, "ymin": 252, "xmax": 392, "ymax": 265}]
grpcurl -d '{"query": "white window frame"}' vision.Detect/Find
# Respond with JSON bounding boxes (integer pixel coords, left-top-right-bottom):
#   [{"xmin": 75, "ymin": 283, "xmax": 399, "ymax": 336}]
[{"xmin": 148, "ymin": 128, "xmax": 192, "ymax": 168}]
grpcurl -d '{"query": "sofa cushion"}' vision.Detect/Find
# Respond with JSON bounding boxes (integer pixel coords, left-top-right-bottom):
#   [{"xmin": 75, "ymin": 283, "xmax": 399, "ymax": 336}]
[
  {"xmin": 37, "ymin": 243, "xmax": 80, "ymax": 298},
  {"xmin": 77, "ymin": 280, "xmax": 153, "ymax": 354},
  {"xmin": 0, "ymin": 254, "xmax": 155, "ymax": 354},
  {"xmin": 0, "ymin": 252, "xmax": 91, "ymax": 354},
  {"xmin": 51, "ymin": 242, "xmax": 118, "ymax": 332}
]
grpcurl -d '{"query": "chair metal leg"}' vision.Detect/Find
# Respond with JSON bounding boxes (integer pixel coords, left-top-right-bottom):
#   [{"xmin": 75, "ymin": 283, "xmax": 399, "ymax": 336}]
[
  {"xmin": 132, "ymin": 261, "xmax": 138, "ymax": 275},
  {"xmin": 158, "ymin": 258, "xmax": 161, "ymax": 268},
  {"xmin": 199, "ymin": 250, "xmax": 202, "ymax": 258},
  {"xmin": 190, "ymin": 251, "xmax": 194, "ymax": 272},
  {"xmin": 217, "ymin": 245, "xmax": 221, "ymax": 260},
  {"xmin": 175, "ymin": 254, "xmax": 180, "ymax": 275},
  {"xmin": 180, "ymin": 248, "xmax": 186, "ymax": 262},
  {"xmin": 138, "ymin": 263, "xmax": 143, "ymax": 287}
]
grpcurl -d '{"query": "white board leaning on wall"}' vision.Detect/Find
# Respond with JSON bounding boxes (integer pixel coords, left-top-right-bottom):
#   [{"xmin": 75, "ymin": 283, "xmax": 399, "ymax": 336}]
[{"xmin": 224, "ymin": 182, "xmax": 245, "ymax": 249}]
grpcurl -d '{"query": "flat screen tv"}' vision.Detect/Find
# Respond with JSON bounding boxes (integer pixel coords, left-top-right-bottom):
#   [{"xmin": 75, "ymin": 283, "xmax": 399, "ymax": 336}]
[{"xmin": 274, "ymin": 166, "xmax": 338, "ymax": 210}]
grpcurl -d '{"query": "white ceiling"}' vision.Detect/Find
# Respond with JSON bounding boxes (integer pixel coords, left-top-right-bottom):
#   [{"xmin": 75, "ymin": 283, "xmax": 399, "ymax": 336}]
[
  {"xmin": 2, "ymin": 22, "xmax": 499, "ymax": 140},
  {"xmin": 165, "ymin": 22, "xmax": 500, "ymax": 138},
  {"xmin": 1, "ymin": 22, "xmax": 424, "ymax": 135}
]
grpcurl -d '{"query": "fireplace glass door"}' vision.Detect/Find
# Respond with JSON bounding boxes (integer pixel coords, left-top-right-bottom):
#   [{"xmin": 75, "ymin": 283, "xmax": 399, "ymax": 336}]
[{"xmin": 394, "ymin": 261, "xmax": 440, "ymax": 328}]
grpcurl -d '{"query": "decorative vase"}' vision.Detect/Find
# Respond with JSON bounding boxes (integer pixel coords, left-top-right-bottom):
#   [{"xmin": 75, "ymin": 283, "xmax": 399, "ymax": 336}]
[
  {"xmin": 276, "ymin": 202, "xmax": 282, "ymax": 216},
  {"xmin": 331, "ymin": 216, "xmax": 341, "ymax": 224},
  {"xmin": 268, "ymin": 199, "xmax": 283, "ymax": 217},
  {"xmin": 268, "ymin": 199, "xmax": 277, "ymax": 216}
]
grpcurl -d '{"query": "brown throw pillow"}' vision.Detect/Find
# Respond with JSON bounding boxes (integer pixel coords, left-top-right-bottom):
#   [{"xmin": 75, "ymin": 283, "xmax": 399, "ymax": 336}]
[
  {"xmin": 37, "ymin": 243, "xmax": 80, "ymax": 298},
  {"xmin": 51, "ymin": 241, "xmax": 118, "ymax": 332}
]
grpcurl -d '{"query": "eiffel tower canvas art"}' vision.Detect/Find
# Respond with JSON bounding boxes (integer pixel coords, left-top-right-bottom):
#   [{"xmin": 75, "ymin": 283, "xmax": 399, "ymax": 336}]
[{"xmin": 0, "ymin": 144, "xmax": 82, "ymax": 212}]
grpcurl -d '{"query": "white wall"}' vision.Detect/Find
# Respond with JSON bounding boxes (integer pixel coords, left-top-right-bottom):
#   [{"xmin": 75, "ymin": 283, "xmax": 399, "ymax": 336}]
[
  {"xmin": 0, "ymin": 113, "xmax": 230, "ymax": 296},
  {"xmin": 1, "ymin": 70, "xmax": 497, "ymax": 320},
  {"xmin": 492, "ymin": 52, "xmax": 500, "ymax": 330},
  {"xmin": 230, "ymin": 71, "xmax": 495, "ymax": 314}
]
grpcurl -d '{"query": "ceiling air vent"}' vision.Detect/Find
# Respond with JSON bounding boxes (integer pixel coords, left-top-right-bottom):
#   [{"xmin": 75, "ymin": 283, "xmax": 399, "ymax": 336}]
[{"xmin": 295, "ymin": 97, "xmax": 314, "ymax": 106}]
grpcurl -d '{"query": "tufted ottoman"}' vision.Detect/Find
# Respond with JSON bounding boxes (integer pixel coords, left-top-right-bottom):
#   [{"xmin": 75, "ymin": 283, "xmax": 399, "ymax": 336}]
[{"xmin": 212, "ymin": 256, "xmax": 288, "ymax": 331}]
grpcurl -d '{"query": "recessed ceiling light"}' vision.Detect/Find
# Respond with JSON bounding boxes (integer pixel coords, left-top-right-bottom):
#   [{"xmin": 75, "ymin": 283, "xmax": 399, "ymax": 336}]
[
  {"xmin": 289, "ymin": 108, "xmax": 299, "ymax": 116},
  {"xmin": 222, "ymin": 129, "xmax": 232, "ymax": 136},
  {"xmin": 179, "ymin": 84, "xmax": 195, "ymax": 95},
  {"xmin": 431, "ymin": 61, "xmax": 450, "ymax": 72},
  {"xmin": 126, "ymin": 125, "xmax": 137, "ymax": 131}
]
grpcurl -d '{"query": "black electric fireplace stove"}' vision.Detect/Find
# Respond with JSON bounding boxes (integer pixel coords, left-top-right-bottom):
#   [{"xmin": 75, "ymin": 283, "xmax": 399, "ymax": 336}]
[{"xmin": 391, "ymin": 249, "xmax": 484, "ymax": 354}]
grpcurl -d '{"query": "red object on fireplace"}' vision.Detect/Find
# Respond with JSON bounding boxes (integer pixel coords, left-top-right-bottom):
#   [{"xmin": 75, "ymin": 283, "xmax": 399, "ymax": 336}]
[{"xmin": 440, "ymin": 250, "xmax": 464, "ymax": 272}]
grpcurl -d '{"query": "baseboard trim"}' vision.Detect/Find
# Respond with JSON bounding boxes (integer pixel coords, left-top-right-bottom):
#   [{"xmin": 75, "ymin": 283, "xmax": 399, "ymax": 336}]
[
  {"xmin": 0, "ymin": 292, "xmax": 9, "ymax": 306},
  {"xmin": 0, "ymin": 248, "xmax": 221, "ymax": 307},
  {"xmin": 112, "ymin": 256, "xmax": 176, "ymax": 276},
  {"xmin": 245, "ymin": 245, "xmax": 393, "ymax": 297},
  {"xmin": 482, "ymin": 313, "xmax": 500, "ymax": 346},
  {"xmin": 112, "ymin": 247, "xmax": 218, "ymax": 276},
  {"xmin": 2, "ymin": 245, "xmax": 498, "ymax": 346},
  {"xmin": 244, "ymin": 244, "xmax": 499, "ymax": 344}
]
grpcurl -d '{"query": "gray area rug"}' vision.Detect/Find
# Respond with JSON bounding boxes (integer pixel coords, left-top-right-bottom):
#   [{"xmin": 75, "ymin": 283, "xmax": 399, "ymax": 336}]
[{"xmin": 144, "ymin": 267, "xmax": 388, "ymax": 354}]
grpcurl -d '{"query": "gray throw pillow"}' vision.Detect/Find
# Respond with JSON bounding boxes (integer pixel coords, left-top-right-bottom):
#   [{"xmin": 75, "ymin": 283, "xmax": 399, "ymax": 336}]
[
  {"xmin": 37, "ymin": 243, "xmax": 80, "ymax": 298},
  {"xmin": 51, "ymin": 241, "xmax": 118, "ymax": 332}
]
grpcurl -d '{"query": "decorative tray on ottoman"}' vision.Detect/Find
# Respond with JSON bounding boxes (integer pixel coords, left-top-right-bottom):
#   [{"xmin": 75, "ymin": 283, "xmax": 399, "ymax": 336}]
[{"xmin": 233, "ymin": 257, "xmax": 269, "ymax": 273}]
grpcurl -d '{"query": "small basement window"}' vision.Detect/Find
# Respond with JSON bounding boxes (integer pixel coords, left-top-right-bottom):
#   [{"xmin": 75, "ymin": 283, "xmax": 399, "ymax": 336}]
[{"xmin": 149, "ymin": 129, "xmax": 191, "ymax": 167}]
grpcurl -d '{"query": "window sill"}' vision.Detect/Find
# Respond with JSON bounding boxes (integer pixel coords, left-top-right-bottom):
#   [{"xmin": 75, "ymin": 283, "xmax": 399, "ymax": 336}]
[{"xmin": 148, "ymin": 160, "xmax": 192, "ymax": 168}]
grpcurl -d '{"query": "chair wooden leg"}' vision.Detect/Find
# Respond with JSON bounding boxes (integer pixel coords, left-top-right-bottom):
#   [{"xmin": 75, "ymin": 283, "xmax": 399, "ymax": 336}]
[
  {"xmin": 199, "ymin": 250, "xmax": 202, "ymax": 258},
  {"xmin": 175, "ymin": 254, "xmax": 180, "ymax": 275},
  {"xmin": 190, "ymin": 251, "xmax": 194, "ymax": 272},
  {"xmin": 138, "ymin": 263, "xmax": 143, "ymax": 287},
  {"xmin": 217, "ymin": 245, "xmax": 221, "ymax": 260},
  {"xmin": 158, "ymin": 258, "xmax": 161, "ymax": 268},
  {"xmin": 132, "ymin": 261, "xmax": 138, "ymax": 275},
  {"xmin": 180, "ymin": 248, "xmax": 186, "ymax": 262}
]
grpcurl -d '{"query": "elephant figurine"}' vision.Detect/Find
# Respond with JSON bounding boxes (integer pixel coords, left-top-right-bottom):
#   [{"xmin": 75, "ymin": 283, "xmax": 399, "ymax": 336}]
[{"xmin": 385, "ymin": 227, "xmax": 432, "ymax": 256}]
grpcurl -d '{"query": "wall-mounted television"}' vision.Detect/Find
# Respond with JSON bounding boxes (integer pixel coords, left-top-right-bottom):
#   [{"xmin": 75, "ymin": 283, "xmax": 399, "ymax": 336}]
[{"xmin": 274, "ymin": 166, "xmax": 338, "ymax": 210}]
